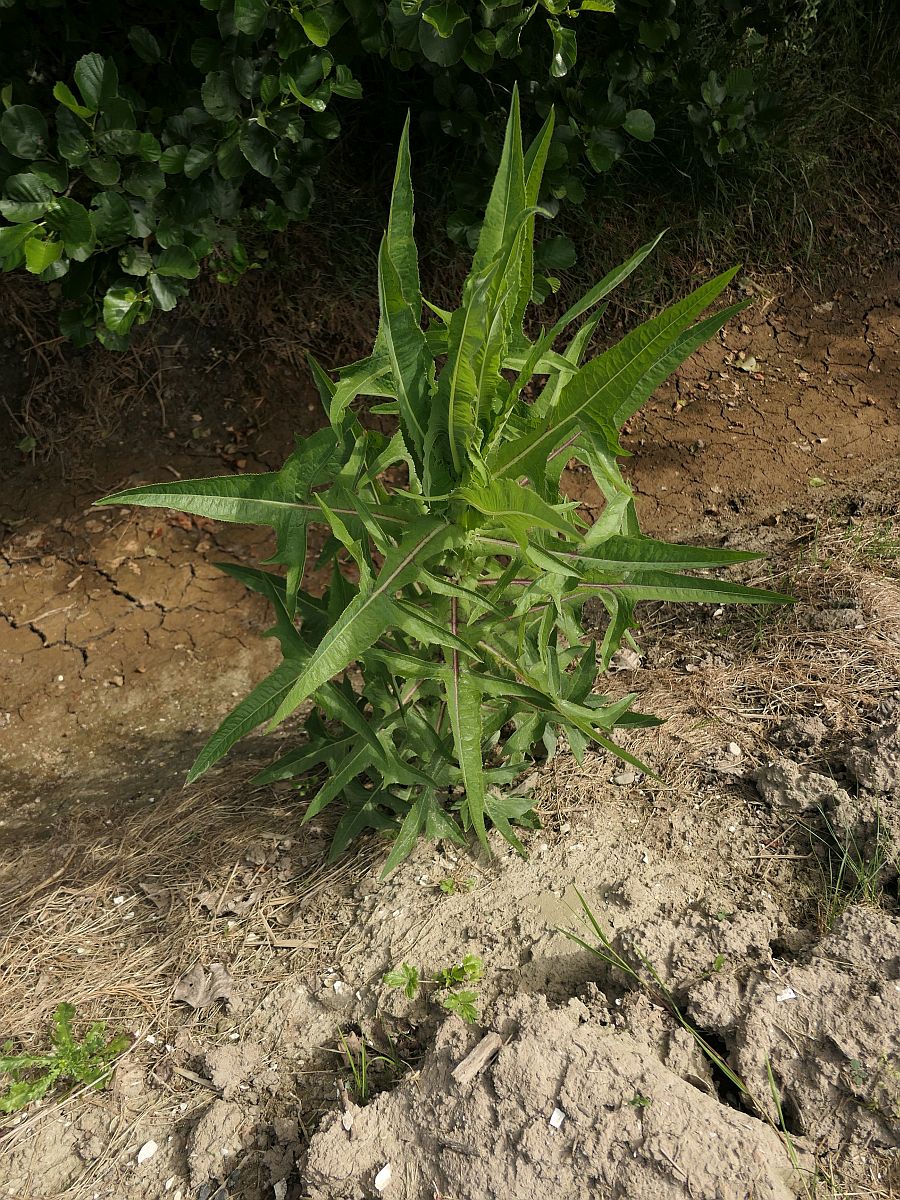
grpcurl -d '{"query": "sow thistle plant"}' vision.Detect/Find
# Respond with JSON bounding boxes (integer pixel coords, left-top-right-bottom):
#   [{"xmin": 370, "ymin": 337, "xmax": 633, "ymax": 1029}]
[{"xmin": 99, "ymin": 91, "xmax": 789, "ymax": 871}]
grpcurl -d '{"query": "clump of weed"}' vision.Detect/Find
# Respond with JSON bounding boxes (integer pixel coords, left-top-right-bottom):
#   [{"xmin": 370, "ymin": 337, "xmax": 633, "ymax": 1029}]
[
  {"xmin": 385, "ymin": 954, "xmax": 484, "ymax": 1024},
  {"xmin": 808, "ymin": 807, "xmax": 891, "ymax": 931},
  {"xmin": 0, "ymin": 1003, "xmax": 129, "ymax": 1113}
]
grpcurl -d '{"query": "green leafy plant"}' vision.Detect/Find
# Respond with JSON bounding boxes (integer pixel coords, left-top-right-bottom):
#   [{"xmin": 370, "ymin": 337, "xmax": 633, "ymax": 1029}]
[
  {"xmin": 385, "ymin": 953, "xmax": 484, "ymax": 1023},
  {"xmin": 0, "ymin": 2, "xmax": 364, "ymax": 346},
  {"xmin": 98, "ymin": 91, "xmax": 790, "ymax": 865},
  {"xmin": 0, "ymin": 1003, "xmax": 129, "ymax": 1113},
  {"xmin": 0, "ymin": 0, "xmax": 799, "ymax": 342}
]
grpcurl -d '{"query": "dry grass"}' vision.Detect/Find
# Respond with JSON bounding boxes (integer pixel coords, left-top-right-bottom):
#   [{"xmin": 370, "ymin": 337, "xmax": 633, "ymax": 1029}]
[
  {"xmin": 631, "ymin": 513, "xmax": 900, "ymax": 736},
  {"xmin": 0, "ymin": 763, "xmax": 376, "ymax": 1177}
]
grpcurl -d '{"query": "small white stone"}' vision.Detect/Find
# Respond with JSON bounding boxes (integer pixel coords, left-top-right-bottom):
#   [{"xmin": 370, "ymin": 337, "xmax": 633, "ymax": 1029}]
[
  {"xmin": 341, "ymin": 1111, "xmax": 354, "ymax": 1132},
  {"xmin": 726, "ymin": 742, "xmax": 742, "ymax": 759},
  {"xmin": 333, "ymin": 980, "xmax": 348, "ymax": 995},
  {"xmin": 274, "ymin": 1183, "xmax": 288, "ymax": 1200},
  {"xmin": 776, "ymin": 987, "xmax": 797, "ymax": 1003},
  {"xmin": 549, "ymin": 1107, "xmax": 566, "ymax": 1129},
  {"xmin": 164, "ymin": 1179, "xmax": 175, "ymax": 1192},
  {"xmin": 374, "ymin": 1163, "xmax": 392, "ymax": 1192},
  {"xmin": 137, "ymin": 1140, "xmax": 158, "ymax": 1165},
  {"xmin": 112, "ymin": 895, "xmax": 125, "ymax": 906}
]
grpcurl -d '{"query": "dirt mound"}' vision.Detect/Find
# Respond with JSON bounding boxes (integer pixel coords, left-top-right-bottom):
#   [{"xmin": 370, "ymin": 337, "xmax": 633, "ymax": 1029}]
[
  {"xmin": 754, "ymin": 701, "xmax": 900, "ymax": 878},
  {"xmin": 304, "ymin": 992, "xmax": 800, "ymax": 1200},
  {"xmin": 691, "ymin": 906, "xmax": 900, "ymax": 1155}
]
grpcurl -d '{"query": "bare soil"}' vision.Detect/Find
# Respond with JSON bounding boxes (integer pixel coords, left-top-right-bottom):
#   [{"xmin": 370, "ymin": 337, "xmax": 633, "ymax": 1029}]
[{"xmin": 0, "ymin": 263, "xmax": 899, "ymax": 1199}]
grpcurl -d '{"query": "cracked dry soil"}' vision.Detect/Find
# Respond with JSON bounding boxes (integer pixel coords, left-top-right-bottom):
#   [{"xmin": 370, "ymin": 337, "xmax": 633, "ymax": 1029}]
[{"xmin": 0, "ymin": 265, "xmax": 898, "ymax": 1199}]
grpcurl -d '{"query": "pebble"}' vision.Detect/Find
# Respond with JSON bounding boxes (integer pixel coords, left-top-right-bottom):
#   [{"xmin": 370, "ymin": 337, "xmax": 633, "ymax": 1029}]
[
  {"xmin": 374, "ymin": 1164, "xmax": 392, "ymax": 1192},
  {"xmin": 612, "ymin": 770, "xmax": 637, "ymax": 787},
  {"xmin": 137, "ymin": 1141, "xmax": 158, "ymax": 1165}
]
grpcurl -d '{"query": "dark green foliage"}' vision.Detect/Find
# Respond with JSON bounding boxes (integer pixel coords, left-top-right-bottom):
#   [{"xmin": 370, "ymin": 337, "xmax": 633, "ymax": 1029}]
[
  {"xmin": 0, "ymin": 0, "xmax": 365, "ymax": 346},
  {"xmin": 0, "ymin": 0, "xmax": 800, "ymax": 343},
  {"xmin": 98, "ymin": 96, "xmax": 791, "ymax": 868},
  {"xmin": 0, "ymin": 1004, "xmax": 130, "ymax": 1113}
]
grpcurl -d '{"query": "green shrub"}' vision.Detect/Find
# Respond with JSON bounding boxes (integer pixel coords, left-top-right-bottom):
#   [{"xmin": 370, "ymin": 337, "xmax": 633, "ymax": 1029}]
[
  {"xmin": 0, "ymin": 0, "xmax": 794, "ymax": 344},
  {"xmin": 98, "ymin": 93, "xmax": 790, "ymax": 867}
]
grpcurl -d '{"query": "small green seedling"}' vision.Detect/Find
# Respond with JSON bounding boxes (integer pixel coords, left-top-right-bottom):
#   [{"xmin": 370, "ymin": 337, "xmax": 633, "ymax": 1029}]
[
  {"xmin": 440, "ymin": 990, "xmax": 479, "ymax": 1024},
  {"xmin": 434, "ymin": 954, "xmax": 484, "ymax": 990},
  {"xmin": 384, "ymin": 962, "xmax": 420, "ymax": 1000},
  {"xmin": 336, "ymin": 1028, "xmax": 405, "ymax": 1106},
  {"xmin": 700, "ymin": 952, "xmax": 727, "ymax": 981},
  {"xmin": 438, "ymin": 877, "xmax": 476, "ymax": 895},
  {"xmin": 385, "ymin": 954, "xmax": 484, "ymax": 1024},
  {"xmin": 847, "ymin": 1058, "xmax": 867, "ymax": 1090},
  {"xmin": 629, "ymin": 1093, "xmax": 652, "ymax": 1107},
  {"xmin": 0, "ymin": 1003, "xmax": 129, "ymax": 1114}
]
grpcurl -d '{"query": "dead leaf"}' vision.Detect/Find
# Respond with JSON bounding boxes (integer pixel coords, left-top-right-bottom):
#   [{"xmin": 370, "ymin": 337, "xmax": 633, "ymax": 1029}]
[
  {"xmin": 174, "ymin": 962, "xmax": 234, "ymax": 1009},
  {"xmin": 138, "ymin": 880, "xmax": 171, "ymax": 909},
  {"xmin": 609, "ymin": 648, "xmax": 642, "ymax": 672},
  {"xmin": 197, "ymin": 889, "xmax": 259, "ymax": 917}
]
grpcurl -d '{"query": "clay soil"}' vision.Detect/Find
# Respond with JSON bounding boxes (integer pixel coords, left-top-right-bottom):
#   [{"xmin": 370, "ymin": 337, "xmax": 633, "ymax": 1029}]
[{"xmin": 0, "ymin": 258, "xmax": 898, "ymax": 1199}]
